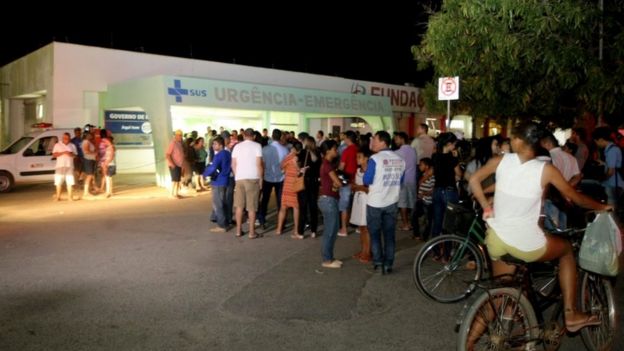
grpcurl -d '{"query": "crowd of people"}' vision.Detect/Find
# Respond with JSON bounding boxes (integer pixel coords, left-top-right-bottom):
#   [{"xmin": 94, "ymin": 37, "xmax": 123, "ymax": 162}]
[
  {"xmin": 160, "ymin": 122, "xmax": 622, "ymax": 273},
  {"xmin": 53, "ymin": 126, "xmax": 116, "ymax": 201}
]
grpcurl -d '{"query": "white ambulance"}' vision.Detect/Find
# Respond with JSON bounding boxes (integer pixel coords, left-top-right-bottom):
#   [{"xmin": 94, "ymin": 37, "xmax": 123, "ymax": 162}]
[{"xmin": 0, "ymin": 124, "xmax": 74, "ymax": 192}]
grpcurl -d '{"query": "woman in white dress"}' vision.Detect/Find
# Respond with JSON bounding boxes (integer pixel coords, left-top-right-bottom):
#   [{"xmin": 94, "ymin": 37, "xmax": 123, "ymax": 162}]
[
  {"xmin": 469, "ymin": 122, "xmax": 611, "ymax": 335},
  {"xmin": 350, "ymin": 148, "xmax": 372, "ymax": 263}
]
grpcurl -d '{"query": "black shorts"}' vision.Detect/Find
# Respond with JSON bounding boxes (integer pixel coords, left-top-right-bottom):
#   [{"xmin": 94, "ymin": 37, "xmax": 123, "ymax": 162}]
[
  {"xmin": 106, "ymin": 165, "xmax": 117, "ymax": 177},
  {"xmin": 73, "ymin": 157, "xmax": 83, "ymax": 172},
  {"xmin": 194, "ymin": 162, "xmax": 206, "ymax": 175},
  {"xmin": 170, "ymin": 166, "xmax": 182, "ymax": 182},
  {"xmin": 82, "ymin": 159, "xmax": 96, "ymax": 175}
]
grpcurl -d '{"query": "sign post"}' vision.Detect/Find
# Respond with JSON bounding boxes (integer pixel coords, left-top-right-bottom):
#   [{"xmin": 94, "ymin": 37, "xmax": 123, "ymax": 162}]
[{"xmin": 438, "ymin": 76, "xmax": 460, "ymax": 127}]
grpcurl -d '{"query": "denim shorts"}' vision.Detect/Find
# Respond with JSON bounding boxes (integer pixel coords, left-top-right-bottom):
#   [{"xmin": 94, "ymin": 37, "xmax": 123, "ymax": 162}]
[{"xmin": 338, "ymin": 185, "xmax": 352, "ymax": 212}]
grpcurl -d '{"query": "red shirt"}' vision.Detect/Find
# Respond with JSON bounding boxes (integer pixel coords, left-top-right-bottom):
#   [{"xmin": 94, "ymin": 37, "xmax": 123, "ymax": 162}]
[
  {"xmin": 320, "ymin": 159, "xmax": 339, "ymax": 198},
  {"xmin": 340, "ymin": 143, "xmax": 359, "ymax": 180}
]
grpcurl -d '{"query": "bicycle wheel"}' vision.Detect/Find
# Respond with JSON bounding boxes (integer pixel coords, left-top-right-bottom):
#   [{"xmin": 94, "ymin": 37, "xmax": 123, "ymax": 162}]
[
  {"xmin": 413, "ymin": 234, "xmax": 485, "ymax": 303},
  {"xmin": 578, "ymin": 271, "xmax": 616, "ymax": 351},
  {"xmin": 457, "ymin": 288, "xmax": 539, "ymax": 351}
]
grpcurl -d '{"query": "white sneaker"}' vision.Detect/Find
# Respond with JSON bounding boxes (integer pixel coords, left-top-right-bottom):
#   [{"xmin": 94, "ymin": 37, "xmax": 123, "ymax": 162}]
[
  {"xmin": 355, "ymin": 228, "xmax": 360, "ymax": 234},
  {"xmin": 255, "ymin": 220, "xmax": 261, "ymax": 226},
  {"xmin": 322, "ymin": 260, "xmax": 342, "ymax": 268},
  {"xmin": 337, "ymin": 231, "xmax": 348, "ymax": 237}
]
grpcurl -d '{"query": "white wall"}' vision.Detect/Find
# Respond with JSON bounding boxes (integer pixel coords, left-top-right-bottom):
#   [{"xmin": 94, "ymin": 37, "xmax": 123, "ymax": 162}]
[
  {"xmin": 116, "ymin": 149, "xmax": 156, "ymax": 173},
  {"xmin": 51, "ymin": 42, "xmax": 422, "ymax": 128}
]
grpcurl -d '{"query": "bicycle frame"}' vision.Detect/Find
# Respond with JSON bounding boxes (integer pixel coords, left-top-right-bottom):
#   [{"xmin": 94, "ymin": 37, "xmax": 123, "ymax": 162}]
[{"xmin": 451, "ymin": 216, "xmax": 489, "ymax": 271}]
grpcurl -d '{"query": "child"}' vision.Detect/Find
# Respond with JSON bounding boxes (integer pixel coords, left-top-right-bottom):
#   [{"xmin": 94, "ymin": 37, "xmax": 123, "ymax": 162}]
[
  {"xmin": 350, "ymin": 148, "xmax": 372, "ymax": 263},
  {"xmin": 413, "ymin": 157, "xmax": 435, "ymax": 241}
]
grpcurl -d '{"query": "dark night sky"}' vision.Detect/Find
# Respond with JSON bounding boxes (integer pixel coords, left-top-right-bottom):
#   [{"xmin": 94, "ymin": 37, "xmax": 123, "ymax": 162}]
[{"xmin": 0, "ymin": 3, "xmax": 439, "ymax": 86}]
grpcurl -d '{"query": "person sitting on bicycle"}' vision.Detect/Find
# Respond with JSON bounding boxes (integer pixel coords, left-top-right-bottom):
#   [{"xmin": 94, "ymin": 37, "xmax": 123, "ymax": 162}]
[{"xmin": 469, "ymin": 121, "xmax": 612, "ymax": 333}]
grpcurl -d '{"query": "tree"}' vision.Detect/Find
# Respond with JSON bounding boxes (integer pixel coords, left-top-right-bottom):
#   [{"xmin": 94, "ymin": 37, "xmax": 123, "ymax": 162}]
[{"xmin": 415, "ymin": 0, "xmax": 622, "ymax": 128}]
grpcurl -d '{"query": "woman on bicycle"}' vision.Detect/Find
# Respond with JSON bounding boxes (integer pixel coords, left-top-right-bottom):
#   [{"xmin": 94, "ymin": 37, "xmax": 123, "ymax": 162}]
[{"xmin": 469, "ymin": 122, "xmax": 612, "ymax": 333}]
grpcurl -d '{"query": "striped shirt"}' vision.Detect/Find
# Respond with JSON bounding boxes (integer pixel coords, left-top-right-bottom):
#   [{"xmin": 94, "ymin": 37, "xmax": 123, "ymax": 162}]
[{"xmin": 418, "ymin": 175, "xmax": 435, "ymax": 205}]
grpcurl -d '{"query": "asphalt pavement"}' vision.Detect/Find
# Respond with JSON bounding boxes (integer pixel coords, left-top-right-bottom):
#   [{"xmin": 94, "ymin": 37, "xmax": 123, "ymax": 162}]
[{"xmin": 0, "ymin": 174, "xmax": 622, "ymax": 350}]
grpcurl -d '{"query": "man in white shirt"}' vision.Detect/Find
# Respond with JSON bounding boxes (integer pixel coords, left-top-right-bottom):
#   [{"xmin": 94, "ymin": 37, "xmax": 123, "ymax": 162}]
[
  {"xmin": 231, "ymin": 128, "xmax": 264, "ymax": 238},
  {"xmin": 541, "ymin": 133, "xmax": 582, "ymax": 186},
  {"xmin": 363, "ymin": 131, "xmax": 406, "ymax": 274},
  {"xmin": 410, "ymin": 123, "xmax": 435, "ymax": 163},
  {"xmin": 52, "ymin": 132, "xmax": 78, "ymax": 201},
  {"xmin": 540, "ymin": 132, "xmax": 581, "ymax": 230}
]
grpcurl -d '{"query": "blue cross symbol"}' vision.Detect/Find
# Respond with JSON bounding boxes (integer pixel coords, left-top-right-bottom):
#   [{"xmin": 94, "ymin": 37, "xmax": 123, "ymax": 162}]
[{"xmin": 167, "ymin": 80, "xmax": 188, "ymax": 103}]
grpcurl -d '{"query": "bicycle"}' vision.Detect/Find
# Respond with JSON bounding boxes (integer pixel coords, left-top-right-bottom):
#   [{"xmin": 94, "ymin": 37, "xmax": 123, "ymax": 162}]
[
  {"xmin": 456, "ymin": 223, "xmax": 617, "ymax": 351},
  {"xmin": 412, "ymin": 201, "xmax": 491, "ymax": 303}
]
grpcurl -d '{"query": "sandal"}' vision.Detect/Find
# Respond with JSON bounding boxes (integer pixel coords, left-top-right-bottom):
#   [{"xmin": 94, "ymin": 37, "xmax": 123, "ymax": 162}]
[{"xmin": 565, "ymin": 313, "xmax": 601, "ymax": 333}]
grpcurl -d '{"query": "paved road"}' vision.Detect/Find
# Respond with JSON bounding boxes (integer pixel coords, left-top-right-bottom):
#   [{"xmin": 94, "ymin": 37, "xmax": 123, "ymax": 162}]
[{"xmin": 1, "ymin": 176, "xmax": 622, "ymax": 350}]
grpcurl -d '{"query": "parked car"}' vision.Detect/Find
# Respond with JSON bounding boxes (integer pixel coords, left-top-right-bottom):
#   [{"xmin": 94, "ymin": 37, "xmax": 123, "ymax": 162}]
[{"xmin": 0, "ymin": 127, "xmax": 73, "ymax": 192}]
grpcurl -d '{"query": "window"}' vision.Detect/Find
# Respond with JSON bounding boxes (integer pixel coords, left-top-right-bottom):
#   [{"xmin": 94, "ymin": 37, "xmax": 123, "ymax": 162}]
[
  {"xmin": 1, "ymin": 137, "xmax": 33, "ymax": 155},
  {"xmin": 23, "ymin": 136, "xmax": 57, "ymax": 157},
  {"xmin": 37, "ymin": 103, "xmax": 44, "ymax": 120}
]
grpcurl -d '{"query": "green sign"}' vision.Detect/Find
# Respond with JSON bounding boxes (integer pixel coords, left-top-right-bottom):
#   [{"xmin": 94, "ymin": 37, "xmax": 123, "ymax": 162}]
[{"xmin": 165, "ymin": 77, "xmax": 392, "ymax": 116}]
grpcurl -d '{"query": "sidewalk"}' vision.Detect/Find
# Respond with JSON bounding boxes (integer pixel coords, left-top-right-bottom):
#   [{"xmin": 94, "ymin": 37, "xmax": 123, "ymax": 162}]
[
  {"xmin": 0, "ymin": 173, "xmax": 212, "ymax": 223},
  {"xmin": 4, "ymin": 173, "xmax": 211, "ymax": 201}
]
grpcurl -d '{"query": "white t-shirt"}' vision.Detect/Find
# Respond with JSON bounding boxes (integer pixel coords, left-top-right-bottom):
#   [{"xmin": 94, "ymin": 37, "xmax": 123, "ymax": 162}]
[
  {"xmin": 52, "ymin": 142, "xmax": 77, "ymax": 169},
  {"xmin": 549, "ymin": 147, "xmax": 580, "ymax": 182},
  {"xmin": 231, "ymin": 140, "xmax": 263, "ymax": 180},
  {"xmin": 487, "ymin": 153, "xmax": 546, "ymax": 251}
]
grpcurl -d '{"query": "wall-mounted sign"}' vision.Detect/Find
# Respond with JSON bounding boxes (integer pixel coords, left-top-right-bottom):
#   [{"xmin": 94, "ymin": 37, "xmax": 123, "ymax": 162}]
[{"xmin": 104, "ymin": 111, "xmax": 153, "ymax": 146}]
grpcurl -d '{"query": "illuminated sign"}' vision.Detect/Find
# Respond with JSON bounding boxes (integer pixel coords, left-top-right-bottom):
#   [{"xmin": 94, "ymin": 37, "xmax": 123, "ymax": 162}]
[{"xmin": 164, "ymin": 77, "xmax": 393, "ymax": 116}]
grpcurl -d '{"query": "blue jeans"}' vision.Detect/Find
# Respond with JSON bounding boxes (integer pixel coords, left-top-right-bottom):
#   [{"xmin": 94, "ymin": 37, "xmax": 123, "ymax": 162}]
[
  {"xmin": 212, "ymin": 185, "xmax": 228, "ymax": 228},
  {"xmin": 319, "ymin": 196, "xmax": 339, "ymax": 262},
  {"xmin": 212, "ymin": 178, "xmax": 234, "ymax": 227},
  {"xmin": 543, "ymin": 199, "xmax": 567, "ymax": 231},
  {"xmin": 431, "ymin": 187, "xmax": 459, "ymax": 237},
  {"xmin": 338, "ymin": 185, "xmax": 352, "ymax": 212},
  {"xmin": 367, "ymin": 203, "xmax": 398, "ymax": 268}
]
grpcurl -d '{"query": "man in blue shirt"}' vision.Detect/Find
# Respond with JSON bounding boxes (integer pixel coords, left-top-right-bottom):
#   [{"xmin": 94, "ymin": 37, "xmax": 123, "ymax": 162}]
[
  {"xmin": 593, "ymin": 127, "xmax": 623, "ymax": 210},
  {"xmin": 258, "ymin": 129, "xmax": 288, "ymax": 227},
  {"xmin": 204, "ymin": 136, "xmax": 232, "ymax": 232},
  {"xmin": 71, "ymin": 127, "xmax": 84, "ymax": 180}
]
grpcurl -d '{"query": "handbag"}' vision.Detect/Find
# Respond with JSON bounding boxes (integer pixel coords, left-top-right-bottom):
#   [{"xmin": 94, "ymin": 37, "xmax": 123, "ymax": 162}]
[
  {"xmin": 579, "ymin": 212, "xmax": 621, "ymax": 277},
  {"xmin": 292, "ymin": 151, "xmax": 309, "ymax": 193}
]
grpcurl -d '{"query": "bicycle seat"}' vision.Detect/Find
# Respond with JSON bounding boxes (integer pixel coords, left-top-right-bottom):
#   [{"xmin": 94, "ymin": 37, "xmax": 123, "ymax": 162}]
[{"xmin": 499, "ymin": 254, "xmax": 528, "ymax": 266}]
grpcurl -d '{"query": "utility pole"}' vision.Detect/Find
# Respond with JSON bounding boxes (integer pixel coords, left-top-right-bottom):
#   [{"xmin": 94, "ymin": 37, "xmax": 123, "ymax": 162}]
[{"xmin": 598, "ymin": 0, "xmax": 604, "ymax": 126}]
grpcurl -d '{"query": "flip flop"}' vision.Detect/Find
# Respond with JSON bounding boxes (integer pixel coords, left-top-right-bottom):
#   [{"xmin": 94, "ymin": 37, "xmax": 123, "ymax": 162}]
[{"xmin": 566, "ymin": 314, "xmax": 601, "ymax": 333}]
